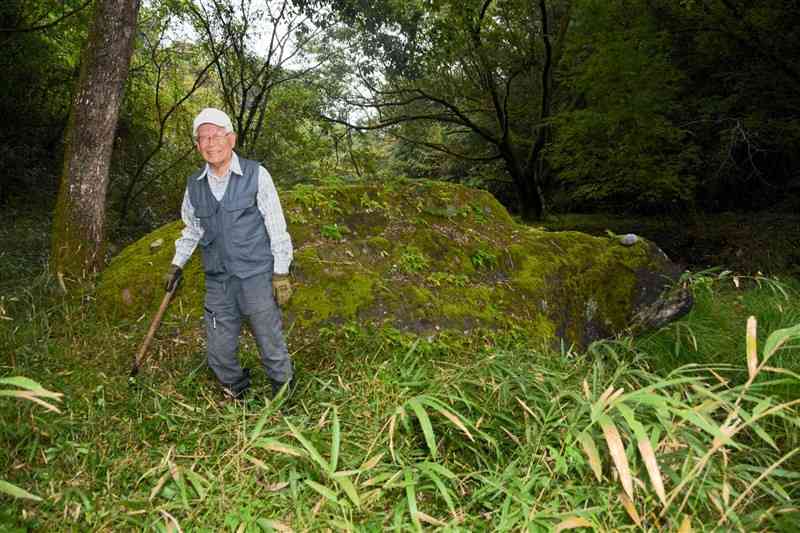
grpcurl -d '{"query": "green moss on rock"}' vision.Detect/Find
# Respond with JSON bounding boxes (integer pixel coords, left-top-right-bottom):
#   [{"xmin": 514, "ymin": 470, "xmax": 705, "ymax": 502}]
[{"xmin": 97, "ymin": 179, "xmax": 687, "ymax": 349}]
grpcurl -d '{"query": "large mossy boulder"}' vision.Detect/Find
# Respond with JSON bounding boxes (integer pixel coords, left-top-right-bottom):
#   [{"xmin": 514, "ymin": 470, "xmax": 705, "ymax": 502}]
[{"xmin": 97, "ymin": 180, "xmax": 689, "ymax": 348}]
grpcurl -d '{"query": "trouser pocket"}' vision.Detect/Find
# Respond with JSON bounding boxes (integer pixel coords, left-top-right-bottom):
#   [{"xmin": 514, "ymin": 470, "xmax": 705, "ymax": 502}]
[{"xmin": 204, "ymin": 306, "xmax": 216, "ymax": 329}]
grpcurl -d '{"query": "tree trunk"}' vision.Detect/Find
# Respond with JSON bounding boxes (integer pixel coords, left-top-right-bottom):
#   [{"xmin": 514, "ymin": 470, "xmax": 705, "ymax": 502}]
[
  {"xmin": 51, "ymin": 0, "xmax": 140, "ymax": 279},
  {"xmin": 501, "ymin": 144, "xmax": 545, "ymax": 220}
]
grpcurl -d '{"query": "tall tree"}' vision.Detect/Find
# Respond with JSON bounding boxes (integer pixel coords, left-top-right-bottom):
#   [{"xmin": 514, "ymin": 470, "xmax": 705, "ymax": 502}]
[
  {"xmin": 51, "ymin": 0, "xmax": 140, "ymax": 279},
  {"xmin": 316, "ymin": 0, "xmax": 573, "ymax": 219},
  {"xmin": 188, "ymin": 0, "xmax": 327, "ymax": 154}
]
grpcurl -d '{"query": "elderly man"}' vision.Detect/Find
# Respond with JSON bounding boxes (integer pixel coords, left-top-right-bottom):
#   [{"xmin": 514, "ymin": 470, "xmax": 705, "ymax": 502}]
[{"xmin": 165, "ymin": 108, "xmax": 294, "ymax": 400}]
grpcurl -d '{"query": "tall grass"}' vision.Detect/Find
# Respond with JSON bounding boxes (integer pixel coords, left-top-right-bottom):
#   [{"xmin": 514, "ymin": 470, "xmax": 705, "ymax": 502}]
[{"xmin": 2, "ymin": 271, "xmax": 799, "ymax": 531}]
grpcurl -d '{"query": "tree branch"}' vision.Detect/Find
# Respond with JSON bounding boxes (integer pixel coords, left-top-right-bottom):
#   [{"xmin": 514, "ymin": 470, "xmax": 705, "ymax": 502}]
[{"xmin": 0, "ymin": 0, "xmax": 93, "ymax": 33}]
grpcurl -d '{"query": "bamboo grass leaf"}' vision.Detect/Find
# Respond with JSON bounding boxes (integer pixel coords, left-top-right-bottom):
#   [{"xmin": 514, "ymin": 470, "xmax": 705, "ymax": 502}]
[
  {"xmin": 670, "ymin": 408, "xmax": 735, "ymax": 446},
  {"xmin": 389, "ymin": 413, "xmax": 398, "ymax": 463},
  {"xmin": 407, "ymin": 397, "xmax": 438, "ymax": 459},
  {"xmin": 418, "ymin": 462, "xmax": 457, "ymax": 513},
  {"xmin": 637, "ymin": 437, "xmax": 667, "ymax": 507},
  {"xmin": 619, "ymin": 491, "xmax": 641, "ymax": 526},
  {"xmin": 0, "ymin": 377, "xmax": 60, "ymax": 395},
  {"xmin": 599, "ymin": 415, "xmax": 634, "ymax": 500},
  {"xmin": 762, "ymin": 322, "xmax": 800, "ymax": 359},
  {"xmin": 404, "ymin": 469, "xmax": 421, "ymax": 531},
  {"xmin": 254, "ymin": 438, "xmax": 305, "ymax": 458},
  {"xmin": 416, "ymin": 511, "xmax": 446, "ymax": 526},
  {"xmin": 183, "ymin": 469, "xmax": 208, "ymax": 500},
  {"xmin": 245, "ymin": 454, "xmax": 270, "ymax": 471},
  {"xmin": 719, "ymin": 448, "xmax": 800, "ymax": 526},
  {"xmin": 0, "ymin": 390, "xmax": 62, "ymax": 413},
  {"xmin": 576, "ymin": 431, "xmax": 603, "ymax": 482},
  {"xmin": 420, "ymin": 396, "xmax": 475, "ymax": 442},
  {"xmin": 249, "ymin": 405, "xmax": 278, "ymax": 441},
  {"xmin": 168, "ymin": 462, "xmax": 189, "ymax": 509},
  {"xmin": 0, "ymin": 480, "xmax": 42, "ymax": 501},
  {"xmin": 331, "ymin": 406, "xmax": 340, "ymax": 472},
  {"xmin": 285, "ymin": 420, "xmax": 331, "ymax": 472},
  {"xmin": 359, "ymin": 452, "xmax": 385, "ymax": 472},
  {"xmin": 554, "ymin": 516, "xmax": 593, "ymax": 532},
  {"xmin": 746, "ymin": 316, "xmax": 758, "ymax": 380},
  {"xmin": 613, "ymin": 403, "xmax": 667, "ymax": 505},
  {"xmin": 331, "ymin": 472, "xmax": 361, "ymax": 508},
  {"xmin": 256, "ymin": 518, "xmax": 293, "ymax": 532},
  {"xmin": 304, "ymin": 479, "xmax": 340, "ymax": 507},
  {"xmin": 149, "ymin": 471, "xmax": 170, "ymax": 501},
  {"xmin": 737, "ymin": 410, "xmax": 779, "ymax": 451}
]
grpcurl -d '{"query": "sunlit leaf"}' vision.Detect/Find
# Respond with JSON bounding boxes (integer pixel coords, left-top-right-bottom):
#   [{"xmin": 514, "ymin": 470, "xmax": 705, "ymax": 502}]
[{"xmin": 0, "ymin": 480, "xmax": 42, "ymax": 501}]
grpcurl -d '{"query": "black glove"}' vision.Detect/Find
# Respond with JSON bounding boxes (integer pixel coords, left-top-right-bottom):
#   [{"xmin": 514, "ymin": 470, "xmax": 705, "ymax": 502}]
[{"xmin": 164, "ymin": 264, "xmax": 182, "ymax": 292}]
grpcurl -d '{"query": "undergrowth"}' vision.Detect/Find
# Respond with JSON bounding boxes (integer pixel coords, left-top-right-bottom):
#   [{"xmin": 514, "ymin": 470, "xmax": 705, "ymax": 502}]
[{"xmin": 1, "ymin": 268, "xmax": 799, "ymax": 531}]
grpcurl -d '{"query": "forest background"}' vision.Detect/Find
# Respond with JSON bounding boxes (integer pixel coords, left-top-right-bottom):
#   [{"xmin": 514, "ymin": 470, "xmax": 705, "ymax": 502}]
[
  {"xmin": 3, "ymin": 0, "xmax": 799, "ymax": 267},
  {"xmin": 2, "ymin": 0, "xmax": 800, "ymax": 530}
]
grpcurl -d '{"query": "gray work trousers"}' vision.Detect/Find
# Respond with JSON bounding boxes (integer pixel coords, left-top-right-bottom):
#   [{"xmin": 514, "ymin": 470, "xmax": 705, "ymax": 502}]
[{"xmin": 204, "ymin": 272, "xmax": 292, "ymax": 392}]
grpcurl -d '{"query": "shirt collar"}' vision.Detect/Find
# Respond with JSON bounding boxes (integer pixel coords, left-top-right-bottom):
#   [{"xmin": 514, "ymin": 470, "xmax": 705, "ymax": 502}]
[{"xmin": 197, "ymin": 152, "xmax": 242, "ymax": 180}]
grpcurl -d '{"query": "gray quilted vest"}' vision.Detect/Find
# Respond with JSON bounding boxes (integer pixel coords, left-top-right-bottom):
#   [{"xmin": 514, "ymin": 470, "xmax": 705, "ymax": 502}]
[{"xmin": 187, "ymin": 156, "xmax": 273, "ymax": 280}]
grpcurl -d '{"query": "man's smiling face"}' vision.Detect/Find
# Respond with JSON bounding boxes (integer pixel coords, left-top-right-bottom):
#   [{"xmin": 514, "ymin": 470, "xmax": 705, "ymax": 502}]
[{"xmin": 195, "ymin": 123, "xmax": 236, "ymax": 170}]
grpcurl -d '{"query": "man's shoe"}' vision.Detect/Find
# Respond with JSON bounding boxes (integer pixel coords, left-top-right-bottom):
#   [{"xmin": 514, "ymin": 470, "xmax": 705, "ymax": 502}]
[{"xmin": 221, "ymin": 368, "xmax": 251, "ymax": 401}]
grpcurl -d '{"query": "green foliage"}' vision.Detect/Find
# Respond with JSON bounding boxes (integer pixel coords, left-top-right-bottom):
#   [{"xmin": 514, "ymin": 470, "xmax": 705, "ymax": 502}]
[
  {"xmin": 320, "ymin": 223, "xmax": 343, "ymax": 240},
  {"xmin": 3, "ymin": 267, "xmax": 799, "ymax": 529},
  {"xmin": 0, "ymin": 0, "xmax": 89, "ymax": 203},
  {"xmin": 470, "ymin": 248, "xmax": 498, "ymax": 270},
  {"xmin": 548, "ymin": 0, "xmax": 699, "ymax": 212},
  {"xmin": 397, "ymin": 246, "xmax": 430, "ymax": 273},
  {"xmin": 0, "ymin": 376, "xmax": 62, "ymax": 502}
]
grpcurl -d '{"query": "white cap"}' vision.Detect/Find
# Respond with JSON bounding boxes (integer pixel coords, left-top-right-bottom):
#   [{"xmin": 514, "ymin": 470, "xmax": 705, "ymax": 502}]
[{"xmin": 192, "ymin": 108, "xmax": 233, "ymax": 138}]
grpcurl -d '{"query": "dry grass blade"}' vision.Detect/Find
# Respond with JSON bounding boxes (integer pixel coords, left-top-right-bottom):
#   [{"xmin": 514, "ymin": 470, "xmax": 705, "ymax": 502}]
[
  {"xmin": 246, "ymin": 454, "xmax": 269, "ymax": 471},
  {"xmin": 416, "ymin": 511, "xmax": 446, "ymax": 526},
  {"xmin": 359, "ymin": 452, "xmax": 385, "ymax": 471},
  {"xmin": 599, "ymin": 415, "xmax": 633, "ymax": 499},
  {"xmin": 4, "ymin": 391, "xmax": 62, "ymax": 413},
  {"xmin": 710, "ymin": 421, "xmax": 738, "ymax": 451},
  {"xmin": 598, "ymin": 385, "xmax": 615, "ymax": 406},
  {"xmin": 149, "ymin": 471, "xmax": 170, "ymax": 501},
  {"xmin": 434, "ymin": 404, "xmax": 474, "ymax": 442},
  {"xmin": 260, "ymin": 520, "xmax": 293, "ymax": 533},
  {"xmin": 388, "ymin": 412, "xmax": 398, "ymax": 462},
  {"xmin": 577, "ymin": 431, "xmax": 603, "ymax": 482},
  {"xmin": 161, "ymin": 510, "xmax": 183, "ymax": 533},
  {"xmin": 264, "ymin": 481, "xmax": 290, "ymax": 492},
  {"xmin": 256, "ymin": 439, "xmax": 304, "ymax": 457},
  {"xmin": 677, "ymin": 515, "xmax": 692, "ymax": 533},
  {"xmin": 554, "ymin": 516, "xmax": 593, "ymax": 531},
  {"xmin": 637, "ymin": 437, "xmax": 667, "ymax": 506},
  {"xmin": 607, "ymin": 387, "xmax": 625, "ymax": 406},
  {"xmin": 312, "ymin": 496, "xmax": 324, "ymax": 516},
  {"xmin": 516, "ymin": 397, "xmax": 537, "ymax": 418},
  {"xmin": 746, "ymin": 316, "xmax": 758, "ymax": 380},
  {"xmin": 619, "ymin": 491, "xmax": 641, "ymax": 527}
]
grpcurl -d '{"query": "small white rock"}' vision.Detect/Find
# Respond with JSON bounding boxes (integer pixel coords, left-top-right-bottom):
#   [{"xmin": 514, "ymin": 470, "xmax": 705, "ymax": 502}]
[{"xmin": 619, "ymin": 234, "xmax": 639, "ymax": 246}]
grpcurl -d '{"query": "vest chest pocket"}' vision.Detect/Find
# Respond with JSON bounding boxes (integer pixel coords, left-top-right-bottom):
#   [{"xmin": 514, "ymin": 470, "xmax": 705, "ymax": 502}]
[
  {"xmin": 226, "ymin": 196, "xmax": 264, "ymax": 242},
  {"xmin": 225, "ymin": 196, "xmax": 257, "ymax": 216}
]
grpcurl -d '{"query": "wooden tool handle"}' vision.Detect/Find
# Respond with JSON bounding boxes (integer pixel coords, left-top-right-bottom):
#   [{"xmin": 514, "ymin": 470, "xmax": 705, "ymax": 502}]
[{"xmin": 131, "ymin": 288, "xmax": 175, "ymax": 375}]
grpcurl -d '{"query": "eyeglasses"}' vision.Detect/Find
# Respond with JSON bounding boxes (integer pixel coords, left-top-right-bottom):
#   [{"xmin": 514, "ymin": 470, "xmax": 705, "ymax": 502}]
[{"xmin": 196, "ymin": 132, "xmax": 230, "ymax": 146}]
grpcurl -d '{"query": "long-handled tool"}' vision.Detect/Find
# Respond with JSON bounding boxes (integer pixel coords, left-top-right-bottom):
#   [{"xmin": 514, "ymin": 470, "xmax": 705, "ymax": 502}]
[{"xmin": 130, "ymin": 284, "xmax": 178, "ymax": 378}]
